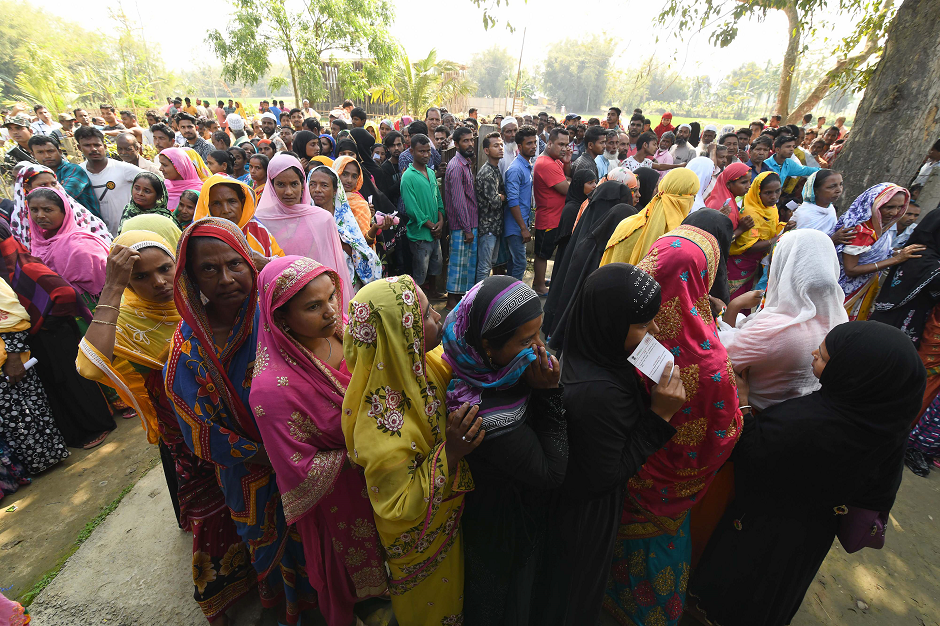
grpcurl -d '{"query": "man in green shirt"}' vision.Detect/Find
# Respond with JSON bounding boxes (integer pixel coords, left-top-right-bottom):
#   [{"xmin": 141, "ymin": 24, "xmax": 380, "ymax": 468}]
[{"xmin": 401, "ymin": 133, "xmax": 445, "ymax": 292}]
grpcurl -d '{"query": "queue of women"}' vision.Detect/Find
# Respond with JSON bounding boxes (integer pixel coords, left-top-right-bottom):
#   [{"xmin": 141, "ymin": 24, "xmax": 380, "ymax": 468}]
[{"xmin": 0, "ymin": 128, "xmax": 934, "ymax": 626}]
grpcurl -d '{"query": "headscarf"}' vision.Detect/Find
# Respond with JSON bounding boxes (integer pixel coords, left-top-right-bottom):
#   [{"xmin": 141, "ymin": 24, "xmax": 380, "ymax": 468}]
[
  {"xmin": 351, "ymin": 127, "xmax": 392, "ymax": 196},
  {"xmin": 601, "ymin": 167, "xmax": 700, "ymax": 266},
  {"xmin": 572, "ymin": 180, "xmax": 632, "ymax": 238},
  {"xmin": 306, "ymin": 165, "xmax": 381, "ymax": 287},
  {"xmin": 442, "ymin": 277, "xmax": 543, "ymax": 438},
  {"xmin": 291, "ymin": 130, "xmax": 318, "ymax": 160},
  {"xmin": 871, "ymin": 208, "xmax": 940, "ymax": 344},
  {"xmin": 558, "ymin": 169, "xmax": 597, "ymax": 241},
  {"xmin": 722, "ymin": 230, "xmax": 848, "ymax": 410},
  {"xmin": 654, "ymin": 113, "xmax": 675, "ymax": 139},
  {"xmin": 10, "ymin": 162, "xmax": 111, "ymax": 252},
  {"xmin": 119, "ymin": 171, "xmax": 173, "ymax": 228},
  {"xmin": 682, "ymin": 208, "xmax": 734, "ymax": 305},
  {"xmin": 793, "ymin": 170, "xmax": 837, "ymax": 233},
  {"xmin": 634, "ymin": 167, "xmax": 660, "ymax": 209},
  {"xmin": 254, "ymin": 154, "xmax": 351, "ymax": 310},
  {"xmin": 0, "ymin": 276, "xmax": 32, "ymax": 364},
  {"xmin": 320, "ymin": 134, "xmax": 337, "ymax": 159},
  {"xmin": 686, "ymin": 156, "xmax": 714, "ymax": 212},
  {"xmin": 546, "ymin": 204, "xmax": 638, "ymax": 351},
  {"xmin": 561, "ymin": 263, "xmax": 660, "ymax": 379},
  {"xmin": 605, "ymin": 167, "xmax": 638, "ymax": 189},
  {"xmin": 161, "ymin": 147, "xmax": 208, "ymax": 211},
  {"xmin": 250, "ymin": 256, "xmax": 349, "ymax": 522},
  {"xmin": 183, "ymin": 148, "xmax": 213, "ymax": 181},
  {"xmin": 119, "ymin": 214, "xmax": 182, "ymax": 250},
  {"xmin": 704, "ymin": 162, "xmax": 750, "ymax": 218},
  {"xmin": 332, "ymin": 155, "xmax": 372, "ymax": 239},
  {"xmin": 193, "ymin": 174, "xmax": 283, "ymax": 258},
  {"xmin": 728, "ymin": 171, "xmax": 781, "ymax": 255},
  {"xmin": 627, "ymin": 224, "xmax": 740, "ymax": 524},
  {"xmin": 27, "ymin": 186, "xmax": 110, "ymax": 296}
]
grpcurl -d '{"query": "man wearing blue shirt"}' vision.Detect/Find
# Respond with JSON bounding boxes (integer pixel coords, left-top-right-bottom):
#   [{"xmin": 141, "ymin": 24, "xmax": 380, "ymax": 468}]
[
  {"xmin": 504, "ymin": 125, "xmax": 538, "ymax": 279},
  {"xmin": 763, "ymin": 133, "xmax": 819, "ymax": 183}
]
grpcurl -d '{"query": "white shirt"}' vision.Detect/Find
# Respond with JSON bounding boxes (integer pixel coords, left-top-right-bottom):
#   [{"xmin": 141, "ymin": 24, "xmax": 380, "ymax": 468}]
[
  {"xmin": 196, "ymin": 105, "xmax": 208, "ymax": 118},
  {"xmin": 914, "ymin": 160, "xmax": 938, "ymax": 186},
  {"xmin": 625, "ymin": 156, "xmax": 653, "ymax": 172},
  {"xmin": 80, "ymin": 159, "xmax": 142, "ymax": 233},
  {"xmin": 30, "ymin": 120, "xmax": 62, "ymax": 136},
  {"xmin": 302, "ymin": 107, "xmax": 319, "ymax": 119},
  {"xmin": 135, "ymin": 156, "xmax": 163, "ymax": 176}
]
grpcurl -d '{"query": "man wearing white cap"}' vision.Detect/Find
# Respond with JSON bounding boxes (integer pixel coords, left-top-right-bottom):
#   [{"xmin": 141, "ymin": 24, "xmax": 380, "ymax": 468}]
[
  {"xmin": 697, "ymin": 124, "xmax": 718, "ymax": 156},
  {"xmin": 670, "ymin": 124, "xmax": 696, "ymax": 165},
  {"xmin": 498, "ymin": 117, "xmax": 519, "ymax": 182},
  {"xmin": 227, "ymin": 114, "xmax": 250, "ymax": 147}
]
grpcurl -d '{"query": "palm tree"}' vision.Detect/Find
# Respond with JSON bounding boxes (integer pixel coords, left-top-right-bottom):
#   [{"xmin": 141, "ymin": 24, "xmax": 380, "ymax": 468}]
[{"xmin": 369, "ymin": 49, "xmax": 475, "ymax": 116}]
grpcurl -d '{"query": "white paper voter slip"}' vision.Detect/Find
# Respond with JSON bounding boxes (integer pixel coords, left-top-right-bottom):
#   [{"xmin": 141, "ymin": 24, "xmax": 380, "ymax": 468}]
[{"xmin": 627, "ymin": 333, "xmax": 675, "ymax": 382}]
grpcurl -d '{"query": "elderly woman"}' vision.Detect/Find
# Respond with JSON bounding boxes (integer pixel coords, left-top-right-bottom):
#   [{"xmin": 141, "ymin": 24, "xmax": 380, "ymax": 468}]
[{"xmin": 192, "ymin": 174, "xmax": 285, "ymax": 258}]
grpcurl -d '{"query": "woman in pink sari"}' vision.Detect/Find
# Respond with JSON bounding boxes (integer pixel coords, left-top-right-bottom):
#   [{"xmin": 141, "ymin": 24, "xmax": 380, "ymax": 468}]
[
  {"xmin": 253, "ymin": 153, "xmax": 352, "ymax": 312},
  {"xmin": 250, "ymin": 256, "xmax": 387, "ymax": 626},
  {"xmin": 159, "ymin": 147, "xmax": 209, "ymax": 212}
]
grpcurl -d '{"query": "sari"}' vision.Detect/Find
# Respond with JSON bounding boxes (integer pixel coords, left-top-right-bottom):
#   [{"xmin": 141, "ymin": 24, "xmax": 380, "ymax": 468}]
[
  {"xmin": 601, "ymin": 168, "xmax": 700, "ymax": 266},
  {"xmin": 704, "ymin": 162, "xmax": 750, "ymax": 222},
  {"xmin": 604, "ymin": 225, "xmax": 741, "ymax": 626},
  {"xmin": 192, "ymin": 174, "xmax": 285, "ymax": 258},
  {"xmin": 342, "ymin": 275, "xmax": 474, "ymax": 625},
  {"xmin": 250, "ymin": 257, "xmax": 387, "ymax": 626},
  {"xmin": 161, "ymin": 148, "xmax": 209, "ymax": 212},
  {"xmin": 307, "ymin": 164, "xmax": 382, "ymax": 287},
  {"xmin": 77, "ymin": 228, "xmax": 252, "ymax": 620},
  {"xmin": 331, "ymin": 155, "xmax": 372, "ymax": 241},
  {"xmin": 10, "ymin": 162, "xmax": 112, "ymax": 253},
  {"xmin": 832, "ymin": 183, "xmax": 910, "ymax": 320},
  {"xmin": 27, "ymin": 186, "xmax": 110, "ymax": 297},
  {"xmin": 165, "ymin": 218, "xmax": 315, "ymax": 623},
  {"xmin": 727, "ymin": 172, "xmax": 782, "ymax": 299},
  {"xmin": 119, "ymin": 171, "xmax": 174, "ymax": 229}
]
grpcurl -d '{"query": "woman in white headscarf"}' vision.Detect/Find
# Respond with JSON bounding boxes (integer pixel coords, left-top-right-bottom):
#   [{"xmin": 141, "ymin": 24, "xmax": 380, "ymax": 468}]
[
  {"xmin": 719, "ymin": 229, "xmax": 849, "ymax": 410},
  {"xmin": 686, "ymin": 156, "xmax": 714, "ymax": 212}
]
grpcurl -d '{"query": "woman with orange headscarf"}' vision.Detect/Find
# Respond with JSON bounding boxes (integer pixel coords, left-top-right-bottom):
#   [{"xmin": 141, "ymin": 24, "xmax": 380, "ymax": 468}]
[{"xmin": 192, "ymin": 174, "xmax": 285, "ymax": 258}]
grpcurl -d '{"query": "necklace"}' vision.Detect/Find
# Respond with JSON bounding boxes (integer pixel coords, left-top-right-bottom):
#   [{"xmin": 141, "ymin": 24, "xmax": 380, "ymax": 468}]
[{"xmin": 320, "ymin": 336, "xmax": 333, "ymax": 362}]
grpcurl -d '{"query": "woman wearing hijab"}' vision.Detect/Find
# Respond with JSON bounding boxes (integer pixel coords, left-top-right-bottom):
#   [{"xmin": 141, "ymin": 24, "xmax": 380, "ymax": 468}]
[
  {"xmin": 555, "ymin": 169, "xmax": 598, "ymax": 262},
  {"xmin": 159, "ymin": 147, "xmax": 210, "ymax": 212},
  {"xmin": 333, "ymin": 154, "xmax": 396, "ymax": 246},
  {"xmin": 831, "ymin": 183, "xmax": 923, "ymax": 320},
  {"xmin": 721, "ymin": 229, "xmax": 848, "ymax": 410},
  {"xmin": 251, "ymin": 257, "xmax": 387, "ymax": 626},
  {"xmin": 682, "ymin": 208, "xmax": 734, "ymax": 306},
  {"xmin": 442, "ymin": 276, "xmax": 568, "ymax": 624},
  {"xmin": 253, "ymin": 155, "xmax": 352, "ymax": 309},
  {"xmin": 319, "ymin": 134, "xmax": 337, "ymax": 160},
  {"xmin": 351, "ymin": 127, "xmax": 392, "ymax": 198},
  {"xmin": 306, "ymin": 164, "xmax": 382, "ymax": 287},
  {"xmin": 570, "ymin": 172, "xmax": 632, "ymax": 235},
  {"xmin": 0, "ymin": 277, "xmax": 69, "ymax": 475},
  {"xmin": 193, "ymin": 174, "xmax": 285, "ymax": 258},
  {"xmin": 690, "ymin": 322, "xmax": 925, "ymax": 626},
  {"xmin": 77, "ymin": 226, "xmax": 253, "ymax": 623},
  {"xmin": 165, "ymin": 218, "xmax": 315, "ymax": 626},
  {"xmin": 120, "ymin": 214, "xmax": 182, "ymax": 245},
  {"xmin": 291, "ymin": 130, "xmax": 320, "ymax": 169},
  {"xmin": 634, "ymin": 167, "xmax": 660, "ymax": 210},
  {"xmin": 604, "ymin": 225, "xmax": 742, "ymax": 626},
  {"xmin": 342, "ymin": 276, "xmax": 480, "ymax": 625},
  {"xmin": 0, "ymin": 218, "xmax": 113, "ymax": 450},
  {"xmin": 685, "ymin": 156, "xmax": 714, "ymax": 213},
  {"xmin": 654, "ymin": 113, "xmax": 675, "ymax": 139},
  {"xmin": 601, "ymin": 167, "xmax": 700, "ymax": 266},
  {"xmin": 704, "ymin": 162, "xmax": 751, "ymax": 221},
  {"xmin": 793, "ymin": 170, "xmax": 844, "ymax": 234},
  {"xmin": 536, "ymin": 264, "xmax": 684, "ymax": 626},
  {"xmin": 727, "ymin": 172, "xmax": 783, "ymax": 300},
  {"xmin": 10, "ymin": 162, "xmax": 112, "ymax": 252},
  {"xmin": 119, "ymin": 172, "xmax": 173, "ymax": 228}
]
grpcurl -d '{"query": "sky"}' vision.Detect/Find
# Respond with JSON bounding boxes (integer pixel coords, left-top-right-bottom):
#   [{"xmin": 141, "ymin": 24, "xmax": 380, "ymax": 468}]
[{"xmin": 41, "ymin": 0, "xmax": 852, "ymax": 85}]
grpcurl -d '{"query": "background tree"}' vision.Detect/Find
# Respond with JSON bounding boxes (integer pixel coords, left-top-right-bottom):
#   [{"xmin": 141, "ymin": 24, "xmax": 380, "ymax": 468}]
[
  {"xmin": 469, "ymin": 45, "xmax": 515, "ymax": 97},
  {"xmin": 207, "ymin": 0, "xmax": 397, "ymax": 107},
  {"xmin": 542, "ymin": 35, "xmax": 617, "ymax": 113},
  {"xmin": 834, "ymin": 0, "xmax": 940, "ymax": 208},
  {"xmin": 369, "ymin": 50, "xmax": 476, "ymax": 117}
]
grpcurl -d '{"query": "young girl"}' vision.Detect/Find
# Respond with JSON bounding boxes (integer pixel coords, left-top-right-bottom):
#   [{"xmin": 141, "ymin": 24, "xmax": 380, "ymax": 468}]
[
  {"xmin": 206, "ymin": 150, "xmax": 235, "ymax": 176},
  {"xmin": 174, "ymin": 190, "xmax": 199, "ymax": 229},
  {"xmin": 119, "ymin": 172, "xmax": 173, "ymax": 228},
  {"xmin": 248, "ymin": 154, "xmax": 269, "ymax": 199},
  {"xmin": 227, "ymin": 146, "xmax": 252, "ymax": 184}
]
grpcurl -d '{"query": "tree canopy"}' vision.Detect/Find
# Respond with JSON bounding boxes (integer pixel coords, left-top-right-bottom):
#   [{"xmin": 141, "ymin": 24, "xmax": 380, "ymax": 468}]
[
  {"xmin": 469, "ymin": 46, "xmax": 515, "ymax": 98},
  {"xmin": 369, "ymin": 50, "xmax": 475, "ymax": 117},
  {"xmin": 542, "ymin": 36, "xmax": 616, "ymax": 113}
]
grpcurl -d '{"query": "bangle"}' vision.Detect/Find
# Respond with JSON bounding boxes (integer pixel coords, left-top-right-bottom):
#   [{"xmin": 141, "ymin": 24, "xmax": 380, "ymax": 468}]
[
  {"xmin": 92, "ymin": 319, "xmax": 117, "ymax": 326},
  {"xmin": 739, "ymin": 405, "xmax": 752, "ymax": 411},
  {"xmin": 873, "ymin": 261, "xmax": 879, "ymax": 271},
  {"xmin": 96, "ymin": 304, "xmax": 120, "ymax": 313}
]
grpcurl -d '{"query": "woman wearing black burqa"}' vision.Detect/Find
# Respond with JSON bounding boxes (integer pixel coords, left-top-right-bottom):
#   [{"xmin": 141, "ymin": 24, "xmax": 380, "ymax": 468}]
[
  {"xmin": 689, "ymin": 321, "xmax": 925, "ymax": 625},
  {"xmin": 533, "ymin": 263, "xmax": 685, "ymax": 625}
]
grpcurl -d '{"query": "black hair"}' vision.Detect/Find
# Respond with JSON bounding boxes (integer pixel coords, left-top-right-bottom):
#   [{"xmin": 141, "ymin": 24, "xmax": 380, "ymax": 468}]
[
  {"xmin": 351, "ymin": 107, "xmax": 367, "ymax": 121},
  {"xmin": 176, "ymin": 112, "xmax": 197, "ymax": 125},
  {"xmin": 750, "ymin": 120, "xmax": 765, "ymax": 130},
  {"xmin": 825, "ymin": 126, "xmax": 840, "ymax": 136},
  {"xmin": 736, "ymin": 127, "xmax": 751, "ymax": 136},
  {"xmin": 751, "ymin": 136, "xmax": 773, "ymax": 150},
  {"xmin": 785, "ymin": 124, "xmax": 801, "ymax": 138},
  {"xmin": 424, "ymin": 107, "xmax": 441, "ymax": 119},
  {"xmin": 408, "ymin": 120, "xmax": 429, "ymax": 137},
  {"xmin": 514, "ymin": 125, "xmax": 538, "ymax": 146},
  {"xmin": 179, "ymin": 189, "xmax": 199, "ymax": 206},
  {"xmin": 28, "ymin": 135, "xmax": 60, "ymax": 150},
  {"xmin": 719, "ymin": 132, "xmax": 738, "ymax": 146},
  {"xmin": 812, "ymin": 169, "xmax": 839, "ymax": 192},
  {"xmin": 644, "ymin": 118, "xmax": 651, "ymax": 126},
  {"xmin": 636, "ymin": 131, "xmax": 658, "ymax": 152},
  {"xmin": 464, "ymin": 117, "xmax": 478, "ymax": 129},
  {"xmin": 303, "ymin": 118, "xmax": 321, "ymax": 133},
  {"xmin": 99, "ymin": 103, "xmax": 115, "ymax": 112},
  {"xmin": 383, "ymin": 130, "xmax": 403, "ymax": 148},
  {"xmin": 549, "ymin": 127, "xmax": 569, "ymax": 142},
  {"xmin": 931, "ymin": 138, "xmax": 940, "ymax": 152},
  {"xmin": 759, "ymin": 172, "xmax": 782, "ymax": 190},
  {"xmin": 74, "ymin": 126, "xmax": 105, "ymax": 143},
  {"xmin": 452, "ymin": 126, "xmax": 473, "ymax": 144},
  {"xmin": 482, "ymin": 131, "xmax": 501, "ymax": 150},
  {"xmin": 342, "ymin": 99, "xmax": 354, "ymax": 108},
  {"xmin": 208, "ymin": 150, "xmax": 235, "ymax": 175},
  {"xmin": 434, "ymin": 125, "xmax": 450, "ymax": 138},
  {"xmin": 630, "ymin": 113, "xmax": 644, "ymax": 123},
  {"xmin": 212, "ymin": 131, "xmax": 231, "ymax": 147},
  {"xmin": 608, "ymin": 107, "xmax": 622, "ymax": 116},
  {"xmin": 150, "ymin": 123, "xmax": 175, "ymax": 142},
  {"xmin": 26, "ymin": 187, "xmax": 64, "ymax": 210},
  {"xmin": 73, "ymin": 108, "xmax": 85, "ymax": 118},
  {"xmin": 411, "ymin": 133, "xmax": 431, "ymax": 150},
  {"xmin": 289, "ymin": 108, "xmax": 301, "ymax": 116},
  {"xmin": 469, "ymin": 107, "xmax": 477, "ymax": 114},
  {"xmin": 772, "ymin": 115, "xmax": 782, "ymax": 121},
  {"xmin": 249, "ymin": 153, "xmax": 269, "ymax": 169},
  {"xmin": 760, "ymin": 127, "xmax": 779, "ymax": 138},
  {"xmin": 803, "ymin": 113, "xmax": 813, "ymax": 122},
  {"xmin": 587, "ymin": 117, "xmax": 600, "ymax": 126},
  {"xmin": 214, "ymin": 182, "xmax": 246, "ymax": 205},
  {"xmin": 331, "ymin": 119, "xmax": 348, "ymax": 130},
  {"xmin": 584, "ymin": 125, "xmax": 606, "ymax": 147},
  {"xmin": 120, "ymin": 110, "xmax": 135, "ymax": 119},
  {"xmin": 227, "ymin": 146, "xmax": 248, "ymax": 165},
  {"xmin": 33, "ymin": 103, "xmax": 44, "ymax": 112},
  {"xmin": 774, "ymin": 134, "xmax": 797, "ymax": 149}
]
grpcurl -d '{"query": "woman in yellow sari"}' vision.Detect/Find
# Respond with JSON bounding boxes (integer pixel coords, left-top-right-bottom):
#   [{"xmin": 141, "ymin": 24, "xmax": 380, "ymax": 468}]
[
  {"xmin": 727, "ymin": 171, "xmax": 784, "ymax": 300},
  {"xmin": 601, "ymin": 168, "xmax": 699, "ymax": 266},
  {"xmin": 192, "ymin": 174, "xmax": 285, "ymax": 258},
  {"xmin": 182, "ymin": 148, "xmax": 213, "ymax": 181},
  {"xmin": 342, "ymin": 276, "xmax": 483, "ymax": 625},
  {"xmin": 76, "ymin": 226, "xmax": 253, "ymax": 624}
]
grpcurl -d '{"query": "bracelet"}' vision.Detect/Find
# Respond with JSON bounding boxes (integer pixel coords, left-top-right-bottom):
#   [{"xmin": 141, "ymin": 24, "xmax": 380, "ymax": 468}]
[
  {"xmin": 739, "ymin": 405, "xmax": 752, "ymax": 411},
  {"xmin": 96, "ymin": 304, "xmax": 120, "ymax": 313},
  {"xmin": 91, "ymin": 319, "xmax": 117, "ymax": 326},
  {"xmin": 873, "ymin": 261, "xmax": 879, "ymax": 271}
]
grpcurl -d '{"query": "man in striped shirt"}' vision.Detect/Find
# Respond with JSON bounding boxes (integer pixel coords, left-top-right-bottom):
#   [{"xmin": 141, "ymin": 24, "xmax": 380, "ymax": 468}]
[{"xmin": 444, "ymin": 126, "xmax": 479, "ymax": 308}]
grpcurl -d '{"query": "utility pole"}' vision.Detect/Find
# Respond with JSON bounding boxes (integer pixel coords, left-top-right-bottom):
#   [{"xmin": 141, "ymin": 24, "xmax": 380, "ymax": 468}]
[{"xmin": 510, "ymin": 27, "xmax": 526, "ymax": 117}]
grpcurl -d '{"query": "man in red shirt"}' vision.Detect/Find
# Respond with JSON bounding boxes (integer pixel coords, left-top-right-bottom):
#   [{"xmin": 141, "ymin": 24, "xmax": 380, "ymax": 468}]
[{"xmin": 532, "ymin": 127, "xmax": 571, "ymax": 295}]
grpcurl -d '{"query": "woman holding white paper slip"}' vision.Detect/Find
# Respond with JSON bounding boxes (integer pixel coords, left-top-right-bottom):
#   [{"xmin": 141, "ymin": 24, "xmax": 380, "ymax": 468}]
[
  {"xmin": 602, "ymin": 225, "xmax": 742, "ymax": 626},
  {"xmin": 534, "ymin": 263, "xmax": 685, "ymax": 625}
]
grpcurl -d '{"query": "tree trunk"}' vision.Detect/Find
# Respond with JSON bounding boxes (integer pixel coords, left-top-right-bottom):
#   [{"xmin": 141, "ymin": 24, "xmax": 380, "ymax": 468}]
[
  {"xmin": 286, "ymin": 49, "xmax": 301, "ymax": 108},
  {"xmin": 834, "ymin": 0, "xmax": 940, "ymax": 209},
  {"xmin": 774, "ymin": 1, "xmax": 801, "ymax": 118}
]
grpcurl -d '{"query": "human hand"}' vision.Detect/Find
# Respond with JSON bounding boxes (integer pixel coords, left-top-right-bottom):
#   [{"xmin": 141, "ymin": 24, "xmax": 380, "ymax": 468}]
[
  {"xmin": 251, "ymin": 251, "xmax": 271, "ymax": 271},
  {"xmin": 105, "ymin": 245, "xmax": 140, "ymax": 290},
  {"xmin": 521, "ymin": 227, "xmax": 532, "ymax": 243},
  {"xmin": 650, "ymin": 364, "xmax": 686, "ymax": 421},
  {"xmin": 735, "ymin": 367, "xmax": 751, "ymax": 408},
  {"xmin": 896, "ymin": 244, "xmax": 926, "ymax": 263},
  {"xmin": 463, "ymin": 230, "xmax": 474, "ymax": 244},
  {"xmin": 731, "ymin": 290, "xmax": 763, "ymax": 312},
  {"xmin": 522, "ymin": 345, "xmax": 560, "ymax": 389},
  {"xmin": 830, "ymin": 227, "xmax": 855, "ymax": 246},
  {"xmin": 739, "ymin": 215, "xmax": 755, "ymax": 231},
  {"xmin": 2, "ymin": 357, "xmax": 26, "ymax": 386},
  {"xmin": 445, "ymin": 403, "xmax": 484, "ymax": 464},
  {"xmin": 719, "ymin": 200, "xmax": 733, "ymax": 217},
  {"xmin": 784, "ymin": 220, "xmax": 797, "ymax": 232}
]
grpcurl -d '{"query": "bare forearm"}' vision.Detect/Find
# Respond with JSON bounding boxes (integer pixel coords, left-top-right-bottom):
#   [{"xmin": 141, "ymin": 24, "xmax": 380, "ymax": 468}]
[{"xmin": 83, "ymin": 285, "xmax": 123, "ymax": 360}]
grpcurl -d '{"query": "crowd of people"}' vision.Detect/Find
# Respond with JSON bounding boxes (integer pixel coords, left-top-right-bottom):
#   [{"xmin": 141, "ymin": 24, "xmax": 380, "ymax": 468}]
[{"xmin": 0, "ymin": 95, "xmax": 938, "ymax": 626}]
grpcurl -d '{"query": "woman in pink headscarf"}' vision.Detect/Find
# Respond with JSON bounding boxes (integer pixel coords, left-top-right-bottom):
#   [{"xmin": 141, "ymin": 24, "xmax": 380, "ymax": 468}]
[
  {"xmin": 159, "ymin": 147, "xmax": 207, "ymax": 212},
  {"xmin": 253, "ymin": 153, "xmax": 353, "ymax": 311}
]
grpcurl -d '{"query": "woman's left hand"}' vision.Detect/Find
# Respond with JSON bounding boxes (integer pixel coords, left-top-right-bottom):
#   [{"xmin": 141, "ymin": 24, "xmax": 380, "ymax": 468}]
[
  {"xmin": 523, "ymin": 345, "xmax": 560, "ymax": 389},
  {"xmin": 3, "ymin": 356, "xmax": 26, "ymax": 386}
]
